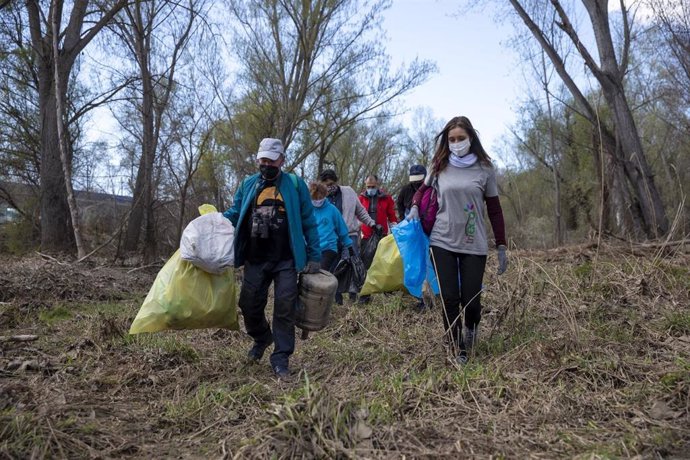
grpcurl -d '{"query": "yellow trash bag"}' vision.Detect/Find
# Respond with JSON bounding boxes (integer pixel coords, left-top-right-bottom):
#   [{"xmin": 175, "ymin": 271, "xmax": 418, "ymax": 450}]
[
  {"xmin": 359, "ymin": 234, "xmax": 404, "ymax": 296},
  {"xmin": 129, "ymin": 205, "xmax": 239, "ymax": 334}
]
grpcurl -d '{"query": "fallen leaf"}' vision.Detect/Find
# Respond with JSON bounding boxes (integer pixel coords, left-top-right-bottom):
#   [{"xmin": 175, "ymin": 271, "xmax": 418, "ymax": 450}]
[
  {"xmin": 353, "ymin": 420, "xmax": 373, "ymax": 440},
  {"xmin": 649, "ymin": 400, "xmax": 681, "ymax": 420}
]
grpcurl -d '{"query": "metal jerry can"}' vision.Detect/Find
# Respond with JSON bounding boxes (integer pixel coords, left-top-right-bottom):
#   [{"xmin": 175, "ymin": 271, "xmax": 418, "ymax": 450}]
[{"xmin": 296, "ymin": 269, "xmax": 338, "ymax": 333}]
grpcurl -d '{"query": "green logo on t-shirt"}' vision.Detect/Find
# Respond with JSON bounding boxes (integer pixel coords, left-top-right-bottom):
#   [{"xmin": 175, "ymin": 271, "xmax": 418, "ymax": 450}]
[{"xmin": 464, "ymin": 203, "xmax": 476, "ymax": 243}]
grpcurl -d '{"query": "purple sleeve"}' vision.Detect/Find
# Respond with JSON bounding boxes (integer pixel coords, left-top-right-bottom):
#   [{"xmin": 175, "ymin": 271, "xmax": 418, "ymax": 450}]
[{"xmin": 485, "ymin": 195, "xmax": 506, "ymax": 247}]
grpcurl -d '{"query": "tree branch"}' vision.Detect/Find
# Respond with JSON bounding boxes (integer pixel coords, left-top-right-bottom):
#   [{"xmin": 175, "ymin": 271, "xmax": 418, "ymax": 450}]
[{"xmin": 550, "ymin": 0, "xmax": 604, "ymax": 80}]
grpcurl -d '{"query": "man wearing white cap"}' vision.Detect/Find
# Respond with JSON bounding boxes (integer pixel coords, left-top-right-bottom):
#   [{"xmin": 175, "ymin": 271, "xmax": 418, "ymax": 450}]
[{"xmin": 223, "ymin": 138, "xmax": 321, "ymax": 381}]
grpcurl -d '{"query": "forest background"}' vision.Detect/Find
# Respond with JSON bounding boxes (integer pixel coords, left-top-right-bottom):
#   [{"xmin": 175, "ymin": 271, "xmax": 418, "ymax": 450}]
[
  {"xmin": 0, "ymin": 0, "xmax": 688, "ymax": 258},
  {"xmin": 1, "ymin": 2, "xmax": 689, "ymax": 457}
]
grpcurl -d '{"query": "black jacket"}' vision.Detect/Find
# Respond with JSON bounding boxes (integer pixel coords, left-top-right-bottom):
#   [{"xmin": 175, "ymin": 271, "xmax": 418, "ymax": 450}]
[{"xmin": 396, "ymin": 181, "xmax": 423, "ymax": 220}]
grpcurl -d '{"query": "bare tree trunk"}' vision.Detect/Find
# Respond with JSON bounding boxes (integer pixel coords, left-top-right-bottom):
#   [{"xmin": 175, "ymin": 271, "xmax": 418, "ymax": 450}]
[
  {"xmin": 123, "ymin": 0, "xmax": 156, "ymax": 255},
  {"xmin": 592, "ymin": 121, "xmax": 645, "ymax": 238},
  {"xmin": 51, "ymin": 0, "xmax": 85, "ymax": 258},
  {"xmin": 606, "ymin": 88, "xmax": 669, "ymax": 237},
  {"xmin": 509, "ymin": 0, "xmax": 669, "ymax": 239},
  {"xmin": 120, "ymin": 0, "xmax": 195, "ymax": 259},
  {"xmin": 27, "ymin": 0, "xmax": 127, "ymax": 254},
  {"xmin": 38, "ymin": 71, "xmax": 75, "ymax": 252},
  {"xmin": 143, "ymin": 189, "xmax": 156, "ymax": 263},
  {"xmin": 176, "ymin": 187, "xmax": 188, "ymax": 246},
  {"xmin": 123, "ymin": 154, "xmax": 147, "ymax": 251},
  {"xmin": 541, "ymin": 52, "xmax": 563, "ymax": 246}
]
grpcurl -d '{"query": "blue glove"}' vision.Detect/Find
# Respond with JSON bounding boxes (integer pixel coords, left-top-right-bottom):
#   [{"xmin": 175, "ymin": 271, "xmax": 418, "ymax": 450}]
[
  {"xmin": 497, "ymin": 245, "xmax": 508, "ymax": 275},
  {"xmin": 406, "ymin": 206, "xmax": 419, "ymax": 221}
]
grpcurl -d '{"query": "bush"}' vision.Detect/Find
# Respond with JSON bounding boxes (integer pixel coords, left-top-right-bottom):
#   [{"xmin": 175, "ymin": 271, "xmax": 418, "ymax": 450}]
[{"xmin": 0, "ymin": 216, "xmax": 39, "ymax": 254}]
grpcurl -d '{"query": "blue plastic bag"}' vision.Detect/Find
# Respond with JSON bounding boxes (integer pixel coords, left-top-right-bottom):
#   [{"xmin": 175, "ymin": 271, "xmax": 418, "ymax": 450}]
[
  {"xmin": 392, "ymin": 219, "xmax": 429, "ymax": 298},
  {"xmin": 426, "ymin": 249, "xmax": 440, "ymax": 295}
]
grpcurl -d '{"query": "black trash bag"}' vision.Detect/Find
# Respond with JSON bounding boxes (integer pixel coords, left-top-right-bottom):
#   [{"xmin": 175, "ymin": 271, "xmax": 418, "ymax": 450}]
[
  {"xmin": 350, "ymin": 255, "xmax": 366, "ymax": 292},
  {"xmin": 361, "ymin": 231, "xmax": 382, "ymax": 270},
  {"xmin": 333, "ymin": 254, "xmax": 366, "ymax": 294},
  {"xmin": 333, "ymin": 258, "xmax": 353, "ymax": 294}
]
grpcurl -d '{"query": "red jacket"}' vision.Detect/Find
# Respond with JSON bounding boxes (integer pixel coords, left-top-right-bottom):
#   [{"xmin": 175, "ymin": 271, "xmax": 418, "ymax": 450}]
[{"xmin": 359, "ymin": 190, "xmax": 398, "ymax": 239}]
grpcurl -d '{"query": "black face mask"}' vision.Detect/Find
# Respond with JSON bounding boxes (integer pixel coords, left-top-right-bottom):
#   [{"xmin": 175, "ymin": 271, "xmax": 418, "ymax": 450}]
[
  {"xmin": 327, "ymin": 184, "xmax": 339, "ymax": 196},
  {"xmin": 260, "ymin": 164, "xmax": 280, "ymax": 181}
]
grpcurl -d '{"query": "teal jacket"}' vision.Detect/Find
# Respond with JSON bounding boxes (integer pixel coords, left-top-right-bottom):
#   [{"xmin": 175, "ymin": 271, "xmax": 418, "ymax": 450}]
[
  {"xmin": 223, "ymin": 172, "xmax": 321, "ymax": 271},
  {"xmin": 313, "ymin": 201, "xmax": 352, "ymax": 253}
]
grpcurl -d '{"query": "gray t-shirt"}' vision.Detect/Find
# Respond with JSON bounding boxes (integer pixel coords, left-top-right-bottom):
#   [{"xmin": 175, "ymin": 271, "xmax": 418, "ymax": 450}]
[{"xmin": 428, "ymin": 163, "xmax": 498, "ymax": 255}]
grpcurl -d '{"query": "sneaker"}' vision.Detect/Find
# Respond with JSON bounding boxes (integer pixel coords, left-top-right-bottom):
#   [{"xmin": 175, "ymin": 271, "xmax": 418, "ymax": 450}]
[
  {"xmin": 273, "ymin": 365, "xmax": 291, "ymax": 381},
  {"xmin": 414, "ymin": 300, "xmax": 427, "ymax": 313},
  {"xmin": 247, "ymin": 341, "xmax": 271, "ymax": 363},
  {"xmin": 456, "ymin": 350, "xmax": 469, "ymax": 366},
  {"xmin": 358, "ymin": 295, "xmax": 371, "ymax": 305},
  {"xmin": 464, "ymin": 325, "xmax": 478, "ymax": 352}
]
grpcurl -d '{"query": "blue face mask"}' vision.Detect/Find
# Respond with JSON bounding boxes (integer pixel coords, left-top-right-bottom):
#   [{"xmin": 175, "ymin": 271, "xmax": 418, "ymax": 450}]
[{"xmin": 366, "ymin": 187, "xmax": 378, "ymax": 197}]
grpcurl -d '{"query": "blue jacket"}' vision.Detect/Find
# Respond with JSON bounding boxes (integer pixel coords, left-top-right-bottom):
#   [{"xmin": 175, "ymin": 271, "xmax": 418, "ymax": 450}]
[
  {"xmin": 313, "ymin": 201, "xmax": 352, "ymax": 253},
  {"xmin": 223, "ymin": 172, "xmax": 321, "ymax": 271}
]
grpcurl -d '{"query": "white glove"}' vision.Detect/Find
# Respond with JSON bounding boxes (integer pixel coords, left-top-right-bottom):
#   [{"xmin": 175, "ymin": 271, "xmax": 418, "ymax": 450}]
[
  {"xmin": 497, "ymin": 245, "xmax": 508, "ymax": 275},
  {"xmin": 406, "ymin": 206, "xmax": 419, "ymax": 221}
]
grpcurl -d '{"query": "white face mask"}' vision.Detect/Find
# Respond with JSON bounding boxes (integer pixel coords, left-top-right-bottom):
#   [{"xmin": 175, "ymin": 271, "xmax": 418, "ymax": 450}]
[
  {"xmin": 311, "ymin": 198, "xmax": 326, "ymax": 208},
  {"xmin": 449, "ymin": 138, "xmax": 471, "ymax": 157}
]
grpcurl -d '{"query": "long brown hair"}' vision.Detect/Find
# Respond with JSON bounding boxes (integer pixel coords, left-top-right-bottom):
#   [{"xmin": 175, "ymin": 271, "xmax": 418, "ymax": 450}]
[{"xmin": 430, "ymin": 116, "xmax": 493, "ymax": 174}]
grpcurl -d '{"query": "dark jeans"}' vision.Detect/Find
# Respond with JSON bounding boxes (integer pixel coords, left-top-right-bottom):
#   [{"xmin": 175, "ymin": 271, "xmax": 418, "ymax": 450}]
[
  {"xmin": 238, "ymin": 259, "xmax": 298, "ymax": 369},
  {"xmin": 430, "ymin": 245, "xmax": 486, "ymax": 350},
  {"xmin": 349, "ymin": 233, "xmax": 361, "ymax": 257}
]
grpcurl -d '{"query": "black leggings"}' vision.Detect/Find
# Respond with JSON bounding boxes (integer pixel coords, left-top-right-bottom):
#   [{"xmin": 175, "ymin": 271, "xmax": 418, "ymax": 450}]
[{"xmin": 430, "ymin": 245, "xmax": 486, "ymax": 350}]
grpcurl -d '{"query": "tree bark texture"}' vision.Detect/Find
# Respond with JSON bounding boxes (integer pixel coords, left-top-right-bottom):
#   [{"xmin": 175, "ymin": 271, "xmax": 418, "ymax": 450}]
[
  {"xmin": 582, "ymin": 0, "xmax": 668, "ymax": 237},
  {"xmin": 51, "ymin": 0, "xmax": 86, "ymax": 258},
  {"xmin": 121, "ymin": 0, "xmax": 194, "ymax": 259},
  {"xmin": 27, "ymin": 0, "xmax": 127, "ymax": 253},
  {"xmin": 509, "ymin": 0, "xmax": 669, "ymax": 239},
  {"xmin": 38, "ymin": 69, "xmax": 75, "ymax": 252}
]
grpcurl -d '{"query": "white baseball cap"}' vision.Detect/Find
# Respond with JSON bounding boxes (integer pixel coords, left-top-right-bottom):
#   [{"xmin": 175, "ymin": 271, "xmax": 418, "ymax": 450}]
[{"xmin": 256, "ymin": 138, "xmax": 284, "ymax": 161}]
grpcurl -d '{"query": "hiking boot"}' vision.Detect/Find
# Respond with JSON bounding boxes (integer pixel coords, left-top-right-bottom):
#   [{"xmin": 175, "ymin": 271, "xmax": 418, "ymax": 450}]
[
  {"xmin": 464, "ymin": 325, "xmax": 478, "ymax": 353},
  {"xmin": 247, "ymin": 341, "xmax": 271, "ymax": 363},
  {"xmin": 456, "ymin": 350, "xmax": 469, "ymax": 366},
  {"xmin": 273, "ymin": 365, "xmax": 292, "ymax": 381}
]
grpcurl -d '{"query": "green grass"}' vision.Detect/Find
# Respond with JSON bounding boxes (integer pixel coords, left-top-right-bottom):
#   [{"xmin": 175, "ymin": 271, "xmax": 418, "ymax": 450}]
[
  {"xmin": 0, "ymin": 411, "xmax": 50, "ymax": 458},
  {"xmin": 38, "ymin": 305, "xmax": 72, "ymax": 325},
  {"xmin": 227, "ymin": 382, "xmax": 272, "ymax": 404},
  {"xmin": 663, "ymin": 311, "xmax": 690, "ymax": 335},
  {"xmin": 164, "ymin": 384, "xmax": 235, "ymax": 422},
  {"xmin": 660, "ymin": 358, "xmax": 690, "ymax": 389},
  {"xmin": 122, "ymin": 334, "xmax": 200, "ymax": 362},
  {"xmin": 574, "ymin": 260, "xmax": 593, "ymax": 280},
  {"xmin": 73, "ymin": 301, "xmax": 138, "ymax": 316}
]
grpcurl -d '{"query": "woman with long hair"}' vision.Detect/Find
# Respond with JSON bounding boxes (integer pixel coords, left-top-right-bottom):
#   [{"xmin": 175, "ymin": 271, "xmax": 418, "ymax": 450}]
[{"xmin": 408, "ymin": 116, "xmax": 508, "ymax": 365}]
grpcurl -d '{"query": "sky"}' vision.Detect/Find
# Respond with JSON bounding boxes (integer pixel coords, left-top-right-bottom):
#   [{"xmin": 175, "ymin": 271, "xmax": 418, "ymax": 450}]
[
  {"xmin": 84, "ymin": 1, "xmax": 644, "ymax": 169},
  {"xmin": 84, "ymin": 0, "xmax": 525, "ymax": 173},
  {"xmin": 381, "ymin": 0, "xmax": 523, "ymax": 167}
]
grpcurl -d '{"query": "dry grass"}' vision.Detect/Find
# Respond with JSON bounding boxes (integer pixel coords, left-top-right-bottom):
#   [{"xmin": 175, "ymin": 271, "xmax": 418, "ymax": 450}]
[{"xmin": 1, "ymin": 244, "xmax": 689, "ymax": 458}]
